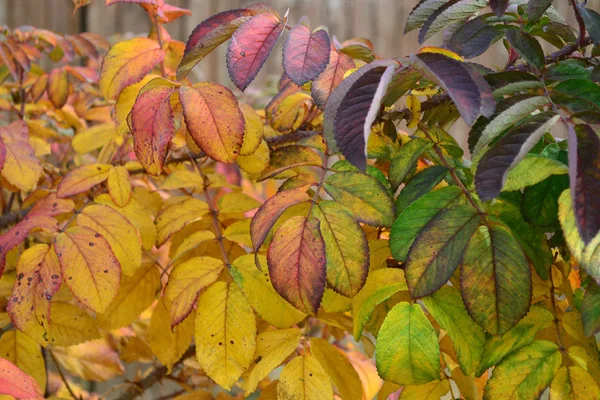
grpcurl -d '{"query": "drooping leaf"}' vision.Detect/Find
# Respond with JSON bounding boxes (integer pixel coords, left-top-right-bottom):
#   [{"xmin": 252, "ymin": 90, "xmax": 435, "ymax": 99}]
[
  {"xmin": 578, "ymin": 5, "xmax": 600, "ymax": 45},
  {"xmin": 376, "ymin": 302, "xmax": 440, "ymax": 386},
  {"xmin": 550, "ymin": 365, "xmax": 600, "ymax": 399},
  {"xmin": 0, "ymin": 358, "xmax": 43, "ymax": 399},
  {"xmin": 461, "ymin": 224, "xmax": 532, "ymax": 335},
  {"xmin": 7, "ymin": 244, "xmax": 61, "ymax": 343},
  {"xmin": 230, "ymin": 254, "xmax": 306, "ymax": 328},
  {"xmin": 277, "ymin": 355, "xmax": 334, "ymax": 400},
  {"xmin": 177, "ymin": 9, "xmax": 256, "ymax": 80},
  {"xmin": 0, "ymin": 331, "xmax": 45, "ymax": 392},
  {"xmin": 484, "ymin": 340, "xmax": 562, "ymax": 399},
  {"xmin": 311, "ymin": 50, "xmax": 355, "ymax": 109},
  {"xmin": 267, "ymin": 216, "xmax": 326, "ymax": 314},
  {"xmin": 226, "ymin": 13, "xmax": 285, "ymax": 91},
  {"xmin": 165, "ymin": 256, "xmax": 223, "ymax": 327},
  {"xmin": 395, "ymin": 166, "xmax": 448, "ymax": 214},
  {"xmin": 506, "ymin": 28, "xmax": 545, "ymax": 71},
  {"xmin": 97, "ymin": 263, "xmax": 160, "ymax": 330},
  {"xmin": 323, "ymin": 60, "xmax": 396, "ymax": 169},
  {"xmin": 418, "ymin": 0, "xmax": 488, "ymax": 43},
  {"xmin": 47, "ymin": 67, "xmax": 69, "ymax": 108},
  {"xmin": 352, "ymin": 268, "xmax": 408, "ymax": 340},
  {"xmin": 99, "ymin": 37, "xmax": 164, "ymax": 100},
  {"xmin": 243, "ymin": 328, "xmax": 301, "ymax": 396},
  {"xmin": 195, "ymin": 282, "xmax": 256, "ymax": 390},
  {"xmin": 283, "ymin": 17, "xmax": 330, "ymax": 86},
  {"xmin": 389, "ymin": 138, "xmax": 433, "ymax": 190},
  {"xmin": 310, "ymin": 338, "xmax": 363, "ymax": 400},
  {"xmin": 155, "ymin": 196, "xmax": 210, "ymax": 246},
  {"xmin": 503, "ymin": 153, "xmax": 568, "ymax": 192},
  {"xmin": 250, "ymin": 187, "xmax": 309, "ymax": 253},
  {"xmin": 405, "ymin": 204, "xmax": 481, "ymax": 298},
  {"xmin": 582, "ymin": 281, "xmax": 600, "ymax": 336},
  {"xmin": 475, "ymin": 111, "xmax": 560, "ymax": 201},
  {"xmin": 568, "ymin": 124, "xmax": 600, "ymax": 244},
  {"xmin": 180, "ymin": 83, "xmax": 245, "ymax": 163},
  {"xmin": 130, "ymin": 79, "xmax": 176, "ymax": 175},
  {"xmin": 323, "ymin": 171, "xmax": 395, "ymax": 227},
  {"xmin": 56, "ymin": 163, "xmax": 112, "ymax": 198},
  {"xmin": 0, "ymin": 120, "xmax": 42, "ymax": 192},
  {"xmin": 410, "ymin": 51, "xmax": 494, "ymax": 126},
  {"xmin": 55, "ymin": 226, "xmax": 121, "ymax": 313},
  {"xmin": 310, "ymin": 201, "xmax": 368, "ymax": 297},
  {"xmin": 553, "ymin": 79, "xmax": 600, "ymax": 112}
]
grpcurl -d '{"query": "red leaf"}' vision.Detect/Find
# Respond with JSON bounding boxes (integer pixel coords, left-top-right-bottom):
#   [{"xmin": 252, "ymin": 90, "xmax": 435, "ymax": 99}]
[
  {"xmin": 267, "ymin": 216, "xmax": 326, "ymax": 315},
  {"xmin": 0, "ymin": 358, "xmax": 43, "ymax": 399},
  {"xmin": 177, "ymin": 9, "xmax": 255, "ymax": 80},
  {"xmin": 311, "ymin": 50, "xmax": 355, "ymax": 109},
  {"xmin": 131, "ymin": 80, "xmax": 176, "ymax": 175},
  {"xmin": 282, "ymin": 17, "xmax": 331, "ymax": 86},
  {"xmin": 179, "ymin": 83, "xmax": 245, "ymax": 163},
  {"xmin": 227, "ymin": 13, "xmax": 285, "ymax": 91}
]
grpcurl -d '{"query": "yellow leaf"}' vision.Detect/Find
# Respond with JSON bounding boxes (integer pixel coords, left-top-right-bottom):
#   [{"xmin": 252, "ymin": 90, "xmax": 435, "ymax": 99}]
[
  {"xmin": 159, "ymin": 169, "xmax": 204, "ymax": 190},
  {"xmin": 346, "ymin": 350, "xmax": 382, "ymax": 400},
  {"xmin": 77, "ymin": 204, "xmax": 142, "ymax": 276},
  {"xmin": 156, "ymin": 197, "xmax": 210, "ymax": 246},
  {"xmin": 218, "ymin": 192, "xmax": 261, "ymax": 214},
  {"xmin": 237, "ymin": 139, "xmax": 270, "ymax": 175},
  {"xmin": 29, "ymin": 136, "xmax": 51, "ymax": 157},
  {"xmin": 95, "ymin": 193, "xmax": 157, "ymax": 251},
  {"xmin": 165, "ymin": 256, "xmax": 223, "ymax": 327},
  {"xmin": 7, "ymin": 244, "xmax": 61, "ymax": 344},
  {"xmin": 0, "ymin": 120, "xmax": 42, "ymax": 191},
  {"xmin": 132, "ymin": 186, "xmax": 163, "ymax": 216},
  {"xmin": 149, "ymin": 300, "xmax": 194, "ymax": 373},
  {"xmin": 230, "ymin": 255, "xmax": 306, "ymax": 328},
  {"xmin": 100, "ymin": 37, "xmax": 165, "ymax": 100},
  {"xmin": 107, "ymin": 166, "xmax": 132, "ymax": 207},
  {"xmin": 223, "ymin": 219, "xmax": 252, "ymax": 248},
  {"xmin": 72, "ymin": 123, "xmax": 116, "ymax": 154},
  {"xmin": 239, "ymin": 102, "xmax": 264, "ymax": 156},
  {"xmin": 277, "ymin": 355, "xmax": 333, "ymax": 400},
  {"xmin": 368, "ymin": 240, "xmax": 391, "ymax": 271},
  {"xmin": 0, "ymin": 313, "xmax": 10, "ymax": 330},
  {"xmin": 244, "ymin": 328, "xmax": 301, "ymax": 396},
  {"xmin": 56, "ymin": 163, "xmax": 112, "ymax": 198},
  {"xmin": 55, "ymin": 226, "xmax": 121, "ymax": 313},
  {"xmin": 52, "ymin": 340, "xmax": 124, "ymax": 382},
  {"xmin": 115, "ymin": 74, "xmax": 159, "ymax": 135},
  {"xmin": 406, "ymin": 94, "xmax": 421, "ymax": 129},
  {"xmin": 118, "ymin": 336, "xmax": 154, "ymax": 364},
  {"xmin": 46, "ymin": 302, "xmax": 101, "ymax": 346},
  {"xmin": 310, "ymin": 338, "xmax": 363, "ymax": 400},
  {"xmin": 174, "ymin": 391, "xmax": 213, "ymax": 400},
  {"xmin": 195, "ymin": 282, "xmax": 256, "ymax": 390},
  {"xmin": 399, "ymin": 380, "xmax": 451, "ymax": 399},
  {"xmin": 27, "ymin": 120, "xmax": 58, "ymax": 139},
  {"xmin": 171, "ymin": 230, "xmax": 216, "ymax": 261},
  {"xmin": 97, "ymin": 263, "xmax": 160, "ymax": 330},
  {"xmin": 550, "ymin": 365, "xmax": 600, "ymax": 399},
  {"xmin": 418, "ymin": 46, "xmax": 464, "ymax": 61},
  {"xmin": 270, "ymin": 92, "xmax": 312, "ymax": 132},
  {"xmin": 0, "ymin": 330, "xmax": 46, "ymax": 391}
]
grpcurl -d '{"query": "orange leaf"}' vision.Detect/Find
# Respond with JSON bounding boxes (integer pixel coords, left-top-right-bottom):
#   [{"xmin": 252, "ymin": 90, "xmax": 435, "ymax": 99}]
[
  {"xmin": 57, "ymin": 163, "xmax": 112, "ymax": 198},
  {"xmin": 267, "ymin": 216, "xmax": 326, "ymax": 315},
  {"xmin": 131, "ymin": 79, "xmax": 176, "ymax": 175},
  {"xmin": 55, "ymin": 226, "xmax": 121, "ymax": 312},
  {"xmin": 100, "ymin": 37, "xmax": 165, "ymax": 100},
  {"xmin": 0, "ymin": 42, "xmax": 20, "ymax": 80},
  {"xmin": 0, "ymin": 120, "xmax": 43, "ymax": 191},
  {"xmin": 47, "ymin": 67, "xmax": 70, "ymax": 109},
  {"xmin": 0, "ymin": 358, "xmax": 43, "ymax": 399},
  {"xmin": 179, "ymin": 83, "xmax": 245, "ymax": 163}
]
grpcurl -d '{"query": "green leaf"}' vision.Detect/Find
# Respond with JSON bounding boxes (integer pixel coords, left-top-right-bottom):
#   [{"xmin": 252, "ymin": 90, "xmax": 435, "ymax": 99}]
[
  {"xmin": 461, "ymin": 224, "xmax": 532, "ymax": 335},
  {"xmin": 375, "ymin": 302, "xmax": 440, "ymax": 386},
  {"xmin": 503, "ymin": 153, "xmax": 568, "ymax": 192},
  {"xmin": 578, "ymin": 5, "xmax": 600, "ymax": 46},
  {"xmin": 582, "ymin": 282, "xmax": 600, "ymax": 336},
  {"xmin": 323, "ymin": 171, "xmax": 395, "ymax": 227},
  {"xmin": 383, "ymin": 68, "xmax": 421, "ymax": 106},
  {"xmin": 310, "ymin": 201, "xmax": 368, "ymax": 298},
  {"xmin": 528, "ymin": 0, "xmax": 554, "ymax": 22},
  {"xmin": 553, "ymin": 79, "xmax": 600, "ymax": 112},
  {"xmin": 472, "ymin": 95, "xmax": 548, "ymax": 157},
  {"xmin": 406, "ymin": 204, "xmax": 481, "ymax": 298},
  {"xmin": 476, "ymin": 306, "xmax": 554, "ymax": 376},
  {"xmin": 423, "ymin": 286, "xmax": 485, "ymax": 375},
  {"xmin": 395, "ymin": 166, "xmax": 448, "ymax": 214},
  {"xmin": 418, "ymin": 0, "xmax": 488, "ymax": 43},
  {"xmin": 558, "ymin": 189, "xmax": 585, "ymax": 261},
  {"xmin": 483, "ymin": 340, "xmax": 562, "ymax": 400},
  {"xmin": 506, "ymin": 28, "xmax": 545, "ymax": 70},
  {"xmin": 404, "ymin": 0, "xmax": 449, "ymax": 33},
  {"xmin": 546, "ymin": 62, "xmax": 592, "ymax": 81},
  {"xmin": 388, "ymin": 138, "xmax": 433, "ymax": 190},
  {"xmin": 550, "ymin": 366, "xmax": 600, "ymax": 399},
  {"xmin": 352, "ymin": 268, "xmax": 408, "ymax": 340}
]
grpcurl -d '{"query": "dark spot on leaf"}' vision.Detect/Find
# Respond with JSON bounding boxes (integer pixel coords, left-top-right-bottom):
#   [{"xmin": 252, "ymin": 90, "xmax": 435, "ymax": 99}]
[
  {"xmin": 89, "ymin": 242, "xmax": 94, "ymax": 246},
  {"xmin": 104, "ymin": 269, "xmax": 108, "ymax": 273}
]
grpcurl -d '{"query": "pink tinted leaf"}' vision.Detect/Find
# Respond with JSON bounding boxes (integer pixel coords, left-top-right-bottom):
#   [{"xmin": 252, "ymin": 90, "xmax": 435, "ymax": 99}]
[
  {"xmin": 282, "ymin": 17, "xmax": 331, "ymax": 86},
  {"xmin": 0, "ymin": 358, "xmax": 43, "ymax": 399},
  {"xmin": 311, "ymin": 50, "xmax": 355, "ymax": 109},
  {"xmin": 0, "ymin": 136, "xmax": 6, "ymax": 171},
  {"xmin": 227, "ymin": 13, "xmax": 285, "ymax": 91}
]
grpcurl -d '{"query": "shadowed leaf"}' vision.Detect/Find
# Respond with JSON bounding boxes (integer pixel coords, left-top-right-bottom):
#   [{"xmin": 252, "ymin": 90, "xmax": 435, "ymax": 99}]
[
  {"xmin": 404, "ymin": 0, "xmax": 451, "ymax": 33},
  {"xmin": 311, "ymin": 49, "xmax": 355, "ymax": 109},
  {"xmin": 283, "ymin": 17, "xmax": 330, "ymax": 86},
  {"xmin": 418, "ymin": 0, "xmax": 488, "ymax": 43},
  {"xmin": 278, "ymin": 355, "xmax": 333, "ymax": 399},
  {"xmin": 490, "ymin": 0, "xmax": 509, "ymax": 16},
  {"xmin": 310, "ymin": 338, "xmax": 363, "ymax": 400},
  {"xmin": 578, "ymin": 5, "xmax": 600, "ymax": 45},
  {"xmin": 582, "ymin": 282, "xmax": 600, "ymax": 336},
  {"xmin": 395, "ymin": 166, "xmax": 448, "ymax": 214},
  {"xmin": 506, "ymin": 28, "xmax": 544, "ymax": 71},
  {"xmin": 528, "ymin": 0, "xmax": 554, "ymax": 21}
]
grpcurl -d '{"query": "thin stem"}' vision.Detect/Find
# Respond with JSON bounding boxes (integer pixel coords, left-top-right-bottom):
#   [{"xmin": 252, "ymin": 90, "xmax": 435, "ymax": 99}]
[
  {"xmin": 569, "ymin": 0, "xmax": 587, "ymax": 48},
  {"xmin": 189, "ymin": 155, "xmax": 231, "ymax": 270},
  {"xmin": 548, "ymin": 267, "xmax": 566, "ymax": 352},
  {"xmin": 306, "ymin": 153, "xmax": 330, "ymax": 218},
  {"xmin": 153, "ymin": 13, "xmax": 167, "ymax": 78},
  {"xmin": 4, "ymin": 192, "xmax": 15, "ymax": 214},
  {"xmin": 50, "ymin": 351, "xmax": 80, "ymax": 400},
  {"xmin": 18, "ymin": 68, "xmax": 25, "ymax": 120}
]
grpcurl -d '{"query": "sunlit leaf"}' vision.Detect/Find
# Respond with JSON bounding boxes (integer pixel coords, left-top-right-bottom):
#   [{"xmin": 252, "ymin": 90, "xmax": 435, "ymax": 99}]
[
  {"xmin": 0, "ymin": 358, "xmax": 43, "ymax": 399},
  {"xmin": 0, "ymin": 120, "xmax": 42, "ymax": 192},
  {"xmin": 155, "ymin": 196, "xmax": 210, "ymax": 246},
  {"xmin": 57, "ymin": 163, "xmax": 112, "ymax": 198},
  {"xmin": 72, "ymin": 123, "xmax": 116, "ymax": 154},
  {"xmin": 550, "ymin": 365, "xmax": 600, "ymax": 399},
  {"xmin": 278, "ymin": 355, "xmax": 334, "ymax": 400},
  {"xmin": 0, "ymin": 330, "xmax": 45, "ymax": 391},
  {"xmin": 582, "ymin": 282, "xmax": 600, "ymax": 336},
  {"xmin": 45, "ymin": 302, "xmax": 101, "ymax": 346}
]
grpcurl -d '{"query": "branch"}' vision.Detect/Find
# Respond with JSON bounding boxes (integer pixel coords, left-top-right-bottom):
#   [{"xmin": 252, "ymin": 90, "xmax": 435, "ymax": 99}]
[
  {"xmin": 508, "ymin": 36, "xmax": 593, "ymax": 72},
  {"xmin": 116, "ymin": 345, "xmax": 196, "ymax": 400},
  {"xmin": 569, "ymin": 0, "xmax": 588, "ymax": 47}
]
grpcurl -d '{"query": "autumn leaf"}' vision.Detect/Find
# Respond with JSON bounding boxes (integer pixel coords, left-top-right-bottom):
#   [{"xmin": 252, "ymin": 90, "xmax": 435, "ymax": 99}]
[
  {"xmin": 55, "ymin": 226, "xmax": 121, "ymax": 313},
  {"xmin": 310, "ymin": 338, "xmax": 363, "ymax": 400},
  {"xmin": 52, "ymin": 339, "xmax": 124, "ymax": 382},
  {"xmin": 227, "ymin": 13, "xmax": 285, "ymax": 91},
  {"xmin": 311, "ymin": 49, "xmax": 355, "ymax": 109},
  {"xmin": 278, "ymin": 355, "xmax": 334, "ymax": 400},
  {"xmin": 57, "ymin": 163, "xmax": 112, "ymax": 198},
  {"xmin": 155, "ymin": 196, "xmax": 210, "ymax": 246},
  {"xmin": 267, "ymin": 216, "xmax": 327, "ymax": 315},
  {"xmin": 282, "ymin": 17, "xmax": 330, "ymax": 86},
  {"xmin": 0, "ymin": 120, "xmax": 43, "ymax": 192},
  {"xmin": 47, "ymin": 67, "xmax": 69, "ymax": 108},
  {"xmin": 0, "ymin": 358, "xmax": 43, "ymax": 399},
  {"xmin": 107, "ymin": 166, "xmax": 132, "ymax": 207},
  {"xmin": 179, "ymin": 83, "xmax": 245, "ymax": 163},
  {"xmin": 0, "ymin": 330, "xmax": 46, "ymax": 391},
  {"xmin": 100, "ymin": 37, "xmax": 165, "ymax": 100}
]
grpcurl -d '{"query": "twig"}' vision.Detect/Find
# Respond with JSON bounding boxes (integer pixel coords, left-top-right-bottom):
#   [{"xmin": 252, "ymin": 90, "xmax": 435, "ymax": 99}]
[
  {"xmin": 153, "ymin": 13, "xmax": 167, "ymax": 78},
  {"xmin": 548, "ymin": 265, "xmax": 566, "ymax": 352},
  {"xmin": 569, "ymin": 0, "xmax": 588, "ymax": 48},
  {"xmin": 49, "ymin": 351, "xmax": 80, "ymax": 400}
]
